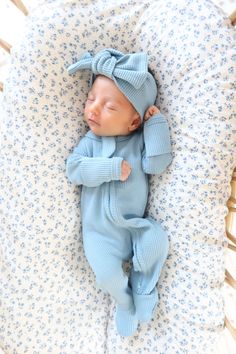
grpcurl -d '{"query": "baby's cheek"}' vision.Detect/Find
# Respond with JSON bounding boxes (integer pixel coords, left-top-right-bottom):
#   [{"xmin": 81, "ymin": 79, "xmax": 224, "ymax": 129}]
[{"xmin": 84, "ymin": 106, "xmax": 88, "ymax": 117}]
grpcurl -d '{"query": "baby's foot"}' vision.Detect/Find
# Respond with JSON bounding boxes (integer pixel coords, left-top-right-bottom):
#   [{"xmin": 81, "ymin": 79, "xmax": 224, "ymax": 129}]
[
  {"xmin": 115, "ymin": 305, "xmax": 138, "ymax": 336},
  {"xmin": 133, "ymin": 287, "xmax": 158, "ymax": 322}
]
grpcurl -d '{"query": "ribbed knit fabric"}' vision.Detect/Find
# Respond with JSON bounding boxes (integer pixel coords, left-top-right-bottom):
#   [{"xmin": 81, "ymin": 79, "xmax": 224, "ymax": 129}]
[
  {"xmin": 66, "ymin": 114, "xmax": 172, "ymax": 187},
  {"xmin": 130, "ymin": 216, "xmax": 169, "ymax": 294},
  {"xmin": 144, "ymin": 114, "xmax": 172, "ymax": 157},
  {"xmin": 67, "ymin": 48, "xmax": 157, "ymax": 120},
  {"xmin": 66, "ymin": 113, "xmax": 172, "ymax": 336},
  {"xmin": 66, "ymin": 156, "xmax": 123, "ymax": 187},
  {"xmin": 115, "ymin": 305, "xmax": 138, "ymax": 337},
  {"xmin": 126, "ymin": 215, "xmax": 169, "ymax": 326},
  {"xmin": 133, "ymin": 287, "xmax": 158, "ymax": 323}
]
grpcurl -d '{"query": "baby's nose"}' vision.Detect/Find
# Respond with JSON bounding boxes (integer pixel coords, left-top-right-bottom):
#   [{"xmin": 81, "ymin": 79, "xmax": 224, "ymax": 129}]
[
  {"xmin": 89, "ymin": 101, "xmax": 100, "ymax": 116},
  {"xmin": 88, "ymin": 111, "xmax": 97, "ymax": 120}
]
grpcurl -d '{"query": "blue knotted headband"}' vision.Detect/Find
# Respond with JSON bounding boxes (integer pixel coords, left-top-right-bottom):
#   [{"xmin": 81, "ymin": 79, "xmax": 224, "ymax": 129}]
[{"xmin": 67, "ymin": 48, "xmax": 157, "ymax": 120}]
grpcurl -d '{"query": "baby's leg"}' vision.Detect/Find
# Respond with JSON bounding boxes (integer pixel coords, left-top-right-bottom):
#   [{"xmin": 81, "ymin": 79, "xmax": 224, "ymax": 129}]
[
  {"xmin": 83, "ymin": 229, "xmax": 138, "ymax": 336},
  {"xmin": 130, "ymin": 217, "xmax": 169, "ymax": 322}
]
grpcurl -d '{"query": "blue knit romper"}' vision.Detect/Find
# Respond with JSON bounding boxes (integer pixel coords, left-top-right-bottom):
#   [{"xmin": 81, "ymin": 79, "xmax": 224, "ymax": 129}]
[{"xmin": 66, "ymin": 113, "xmax": 172, "ymax": 320}]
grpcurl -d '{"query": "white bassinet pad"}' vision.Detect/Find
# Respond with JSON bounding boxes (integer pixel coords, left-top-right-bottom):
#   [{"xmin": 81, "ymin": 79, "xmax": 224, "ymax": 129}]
[{"xmin": 1, "ymin": 0, "xmax": 236, "ymax": 353}]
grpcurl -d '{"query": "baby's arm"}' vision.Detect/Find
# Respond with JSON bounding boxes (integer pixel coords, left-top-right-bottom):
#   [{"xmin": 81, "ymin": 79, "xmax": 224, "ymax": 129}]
[
  {"xmin": 142, "ymin": 106, "xmax": 172, "ymax": 175},
  {"xmin": 66, "ymin": 138, "xmax": 123, "ymax": 187}
]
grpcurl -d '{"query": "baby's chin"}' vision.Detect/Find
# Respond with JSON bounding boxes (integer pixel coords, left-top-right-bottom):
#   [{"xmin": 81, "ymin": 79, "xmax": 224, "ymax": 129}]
[
  {"xmin": 89, "ymin": 127, "xmax": 129, "ymax": 137},
  {"xmin": 86, "ymin": 121, "xmax": 130, "ymax": 136}
]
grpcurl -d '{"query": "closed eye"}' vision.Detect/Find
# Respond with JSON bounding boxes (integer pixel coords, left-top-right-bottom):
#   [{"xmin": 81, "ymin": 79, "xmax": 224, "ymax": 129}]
[
  {"xmin": 85, "ymin": 98, "xmax": 94, "ymax": 105},
  {"xmin": 106, "ymin": 105, "xmax": 117, "ymax": 111}
]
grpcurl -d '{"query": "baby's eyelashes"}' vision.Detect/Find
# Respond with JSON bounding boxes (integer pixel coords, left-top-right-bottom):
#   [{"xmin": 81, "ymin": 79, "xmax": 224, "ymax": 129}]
[
  {"xmin": 106, "ymin": 105, "xmax": 117, "ymax": 111},
  {"xmin": 85, "ymin": 95, "xmax": 118, "ymax": 112}
]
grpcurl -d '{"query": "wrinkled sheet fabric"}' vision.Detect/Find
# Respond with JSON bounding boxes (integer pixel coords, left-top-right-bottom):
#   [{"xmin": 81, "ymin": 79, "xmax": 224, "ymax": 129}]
[{"xmin": 1, "ymin": 0, "xmax": 236, "ymax": 353}]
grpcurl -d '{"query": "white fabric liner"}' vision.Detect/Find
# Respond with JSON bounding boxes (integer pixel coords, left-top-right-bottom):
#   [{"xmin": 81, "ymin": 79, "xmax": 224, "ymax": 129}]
[{"xmin": 1, "ymin": 0, "xmax": 236, "ymax": 353}]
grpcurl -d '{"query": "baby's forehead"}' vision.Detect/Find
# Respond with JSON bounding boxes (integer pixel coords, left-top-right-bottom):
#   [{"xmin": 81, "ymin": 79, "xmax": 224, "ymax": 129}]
[
  {"xmin": 89, "ymin": 75, "xmax": 128, "ymax": 103},
  {"xmin": 91, "ymin": 75, "xmax": 116, "ymax": 89}
]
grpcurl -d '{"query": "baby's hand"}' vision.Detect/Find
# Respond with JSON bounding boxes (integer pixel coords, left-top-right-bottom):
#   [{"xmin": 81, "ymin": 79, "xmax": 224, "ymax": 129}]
[
  {"xmin": 144, "ymin": 105, "xmax": 160, "ymax": 121},
  {"xmin": 120, "ymin": 160, "xmax": 132, "ymax": 181}
]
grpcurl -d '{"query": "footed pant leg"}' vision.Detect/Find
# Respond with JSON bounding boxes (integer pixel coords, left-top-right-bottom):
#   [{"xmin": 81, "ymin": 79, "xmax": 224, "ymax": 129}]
[
  {"xmin": 130, "ymin": 217, "xmax": 169, "ymax": 322},
  {"xmin": 82, "ymin": 228, "xmax": 138, "ymax": 336},
  {"xmin": 83, "ymin": 229, "xmax": 133, "ymax": 309}
]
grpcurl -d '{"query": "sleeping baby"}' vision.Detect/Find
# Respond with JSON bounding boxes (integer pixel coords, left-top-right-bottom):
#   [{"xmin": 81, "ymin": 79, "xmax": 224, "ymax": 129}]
[{"xmin": 66, "ymin": 48, "xmax": 172, "ymax": 336}]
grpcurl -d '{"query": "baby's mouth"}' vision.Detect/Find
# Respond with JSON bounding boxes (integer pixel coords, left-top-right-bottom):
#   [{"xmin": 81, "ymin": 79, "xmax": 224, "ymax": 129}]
[{"xmin": 88, "ymin": 113, "xmax": 100, "ymax": 126}]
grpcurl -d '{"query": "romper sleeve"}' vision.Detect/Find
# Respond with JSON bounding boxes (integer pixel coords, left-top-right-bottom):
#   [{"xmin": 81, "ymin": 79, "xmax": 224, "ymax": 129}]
[
  {"xmin": 142, "ymin": 113, "xmax": 172, "ymax": 174},
  {"xmin": 66, "ymin": 137, "xmax": 123, "ymax": 187}
]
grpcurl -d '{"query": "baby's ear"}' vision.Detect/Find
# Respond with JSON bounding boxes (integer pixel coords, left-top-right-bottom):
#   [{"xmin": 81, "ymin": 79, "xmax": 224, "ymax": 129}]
[{"xmin": 128, "ymin": 114, "xmax": 141, "ymax": 132}]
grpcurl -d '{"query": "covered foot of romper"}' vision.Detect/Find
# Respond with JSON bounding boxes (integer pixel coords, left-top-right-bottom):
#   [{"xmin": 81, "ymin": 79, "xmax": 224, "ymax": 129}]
[{"xmin": 115, "ymin": 304, "xmax": 138, "ymax": 337}]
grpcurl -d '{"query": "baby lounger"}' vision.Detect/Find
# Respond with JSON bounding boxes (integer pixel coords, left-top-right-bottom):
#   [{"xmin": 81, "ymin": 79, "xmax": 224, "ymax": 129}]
[{"xmin": 1, "ymin": 0, "xmax": 236, "ymax": 353}]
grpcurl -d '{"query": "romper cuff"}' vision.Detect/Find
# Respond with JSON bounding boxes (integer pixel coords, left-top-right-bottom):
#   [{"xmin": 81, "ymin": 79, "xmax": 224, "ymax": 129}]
[
  {"xmin": 112, "ymin": 157, "xmax": 123, "ymax": 181},
  {"xmin": 144, "ymin": 114, "xmax": 171, "ymax": 157}
]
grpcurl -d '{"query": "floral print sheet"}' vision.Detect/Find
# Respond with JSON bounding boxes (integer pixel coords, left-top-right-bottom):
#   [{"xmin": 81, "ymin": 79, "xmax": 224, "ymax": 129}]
[{"xmin": 1, "ymin": 0, "xmax": 236, "ymax": 353}]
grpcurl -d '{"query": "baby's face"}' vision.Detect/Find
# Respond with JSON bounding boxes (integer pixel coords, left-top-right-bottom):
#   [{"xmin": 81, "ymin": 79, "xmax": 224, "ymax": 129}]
[{"xmin": 84, "ymin": 75, "xmax": 140, "ymax": 136}]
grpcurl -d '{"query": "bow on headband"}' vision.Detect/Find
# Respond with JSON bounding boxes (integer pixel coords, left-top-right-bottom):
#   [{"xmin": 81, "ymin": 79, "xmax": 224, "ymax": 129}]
[{"xmin": 67, "ymin": 48, "xmax": 149, "ymax": 90}]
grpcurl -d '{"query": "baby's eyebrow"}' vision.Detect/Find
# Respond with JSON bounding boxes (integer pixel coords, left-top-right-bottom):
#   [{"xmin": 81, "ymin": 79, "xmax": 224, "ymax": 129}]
[{"xmin": 104, "ymin": 96, "xmax": 123, "ymax": 104}]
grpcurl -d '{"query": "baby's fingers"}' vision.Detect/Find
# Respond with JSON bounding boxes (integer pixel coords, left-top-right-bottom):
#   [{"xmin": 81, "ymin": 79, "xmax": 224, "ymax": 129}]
[{"xmin": 144, "ymin": 105, "xmax": 160, "ymax": 121}]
